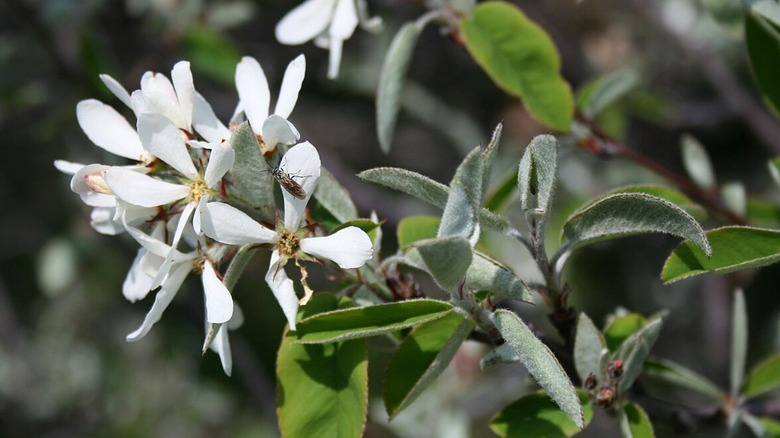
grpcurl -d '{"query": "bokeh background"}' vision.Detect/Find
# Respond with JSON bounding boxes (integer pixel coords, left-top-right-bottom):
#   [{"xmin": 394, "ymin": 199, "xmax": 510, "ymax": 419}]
[{"xmin": 2, "ymin": 0, "xmax": 780, "ymax": 436}]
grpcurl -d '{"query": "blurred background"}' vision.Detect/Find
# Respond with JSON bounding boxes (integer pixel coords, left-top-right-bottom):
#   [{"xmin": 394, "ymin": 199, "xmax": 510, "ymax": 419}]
[{"xmin": 2, "ymin": 0, "xmax": 780, "ymax": 436}]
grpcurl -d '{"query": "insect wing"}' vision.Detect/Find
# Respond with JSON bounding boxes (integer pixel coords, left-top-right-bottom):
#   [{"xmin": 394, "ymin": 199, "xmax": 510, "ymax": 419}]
[{"xmin": 273, "ymin": 167, "xmax": 307, "ymax": 200}]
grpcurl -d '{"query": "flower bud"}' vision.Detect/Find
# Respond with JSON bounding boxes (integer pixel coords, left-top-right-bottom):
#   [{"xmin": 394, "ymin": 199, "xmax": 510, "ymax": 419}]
[
  {"xmin": 584, "ymin": 373, "xmax": 598, "ymax": 390},
  {"xmin": 606, "ymin": 360, "xmax": 624, "ymax": 379},
  {"xmin": 595, "ymin": 386, "xmax": 617, "ymax": 408}
]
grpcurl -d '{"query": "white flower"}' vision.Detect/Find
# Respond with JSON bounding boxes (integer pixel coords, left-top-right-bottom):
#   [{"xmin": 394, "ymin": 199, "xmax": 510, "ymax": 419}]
[
  {"xmin": 275, "ymin": 0, "xmax": 380, "ymax": 79},
  {"xmin": 103, "ymin": 118, "xmax": 235, "ymax": 287},
  {"xmin": 234, "ymin": 55, "xmax": 305, "ymax": 153},
  {"xmin": 53, "ymin": 160, "xmax": 155, "ymax": 235},
  {"xmin": 122, "ymin": 223, "xmax": 234, "ymax": 343},
  {"xmin": 199, "ymin": 142, "xmax": 373, "ymax": 329}
]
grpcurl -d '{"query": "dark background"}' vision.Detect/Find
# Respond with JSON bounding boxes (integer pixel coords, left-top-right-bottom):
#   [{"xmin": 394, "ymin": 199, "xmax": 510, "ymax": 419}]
[{"xmin": 1, "ymin": 0, "xmax": 779, "ymax": 436}]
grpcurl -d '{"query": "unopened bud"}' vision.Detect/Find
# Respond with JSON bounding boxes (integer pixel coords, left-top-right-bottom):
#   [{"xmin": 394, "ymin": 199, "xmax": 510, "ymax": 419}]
[
  {"xmin": 584, "ymin": 373, "xmax": 598, "ymax": 390},
  {"xmin": 595, "ymin": 387, "xmax": 617, "ymax": 408},
  {"xmin": 85, "ymin": 173, "xmax": 112, "ymax": 194},
  {"xmin": 606, "ymin": 360, "xmax": 624, "ymax": 379}
]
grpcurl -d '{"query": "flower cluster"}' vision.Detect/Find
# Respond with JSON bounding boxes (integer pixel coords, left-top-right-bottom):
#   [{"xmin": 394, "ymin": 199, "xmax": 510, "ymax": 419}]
[
  {"xmin": 56, "ymin": 56, "xmax": 373, "ymax": 375},
  {"xmin": 276, "ymin": 0, "xmax": 382, "ymax": 79}
]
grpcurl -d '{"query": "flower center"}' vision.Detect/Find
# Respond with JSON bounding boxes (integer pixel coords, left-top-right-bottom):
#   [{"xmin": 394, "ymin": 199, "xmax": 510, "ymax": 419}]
[
  {"xmin": 187, "ymin": 179, "xmax": 208, "ymax": 203},
  {"xmin": 278, "ymin": 230, "xmax": 300, "ymax": 258},
  {"xmin": 192, "ymin": 257, "xmax": 205, "ymax": 275}
]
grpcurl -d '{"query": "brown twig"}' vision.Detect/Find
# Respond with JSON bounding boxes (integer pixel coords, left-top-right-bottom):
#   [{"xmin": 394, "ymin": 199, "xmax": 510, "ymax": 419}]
[{"xmin": 575, "ymin": 109, "xmax": 749, "ymax": 226}]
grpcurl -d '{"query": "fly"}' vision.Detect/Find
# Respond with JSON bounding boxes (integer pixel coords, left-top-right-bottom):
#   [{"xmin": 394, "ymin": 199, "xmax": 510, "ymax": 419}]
[{"xmin": 271, "ymin": 165, "xmax": 307, "ymax": 200}]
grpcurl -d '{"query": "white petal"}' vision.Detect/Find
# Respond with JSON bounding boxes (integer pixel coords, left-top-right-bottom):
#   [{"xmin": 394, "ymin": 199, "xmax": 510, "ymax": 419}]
[
  {"xmin": 140, "ymin": 71, "xmax": 187, "ymax": 130},
  {"xmin": 281, "ymin": 142, "xmax": 321, "ymax": 230},
  {"xmin": 200, "ymin": 202, "xmax": 277, "ymax": 245},
  {"xmin": 262, "ymin": 115, "xmax": 300, "ymax": 150},
  {"xmin": 187, "ymin": 140, "xmax": 213, "ymax": 149},
  {"xmin": 126, "ymin": 261, "xmax": 192, "ymax": 342},
  {"xmin": 130, "ymin": 90, "xmax": 152, "ymax": 116},
  {"xmin": 76, "ymin": 99, "xmax": 146, "ymax": 160},
  {"xmin": 265, "ymin": 251, "xmax": 299, "ymax": 330},
  {"xmin": 104, "ymin": 167, "xmax": 189, "ymax": 207},
  {"xmin": 150, "ymin": 201, "xmax": 197, "ymax": 289},
  {"xmin": 171, "ymin": 61, "xmax": 194, "ymax": 129},
  {"xmin": 137, "ymin": 112, "xmax": 199, "ymax": 179},
  {"xmin": 99, "ymin": 74, "xmax": 134, "ymax": 110},
  {"xmin": 117, "ymin": 202, "xmax": 157, "ymax": 229},
  {"xmin": 202, "ymin": 261, "xmax": 234, "ymax": 324},
  {"xmin": 274, "ymin": 55, "xmax": 306, "ymax": 119},
  {"xmin": 124, "ymin": 220, "xmax": 196, "ymax": 261},
  {"xmin": 330, "ymin": 0, "xmax": 359, "ymax": 39},
  {"xmin": 54, "ymin": 160, "xmax": 85, "ymax": 175},
  {"xmin": 275, "ymin": 0, "xmax": 337, "ymax": 45},
  {"xmin": 192, "ymin": 92, "xmax": 230, "ymax": 143},
  {"xmin": 192, "ymin": 194, "xmax": 209, "ymax": 236},
  {"xmin": 209, "ymin": 323, "xmax": 233, "ymax": 376},
  {"xmin": 235, "ymin": 56, "xmax": 270, "ymax": 134},
  {"xmin": 123, "ymin": 247, "xmax": 154, "ymax": 302},
  {"xmin": 327, "ymin": 36, "xmax": 345, "ymax": 79},
  {"xmin": 90, "ymin": 207, "xmax": 125, "ymax": 235},
  {"xmin": 300, "ymin": 226, "xmax": 373, "ymax": 268},
  {"xmin": 204, "ymin": 142, "xmax": 235, "ymax": 188},
  {"xmin": 70, "ymin": 164, "xmax": 116, "ymax": 207}
]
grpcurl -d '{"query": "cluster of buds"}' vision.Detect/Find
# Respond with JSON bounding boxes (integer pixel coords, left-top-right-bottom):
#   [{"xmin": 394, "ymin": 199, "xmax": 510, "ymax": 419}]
[
  {"xmin": 584, "ymin": 360, "xmax": 624, "ymax": 410},
  {"xmin": 56, "ymin": 55, "xmax": 373, "ymax": 375}
]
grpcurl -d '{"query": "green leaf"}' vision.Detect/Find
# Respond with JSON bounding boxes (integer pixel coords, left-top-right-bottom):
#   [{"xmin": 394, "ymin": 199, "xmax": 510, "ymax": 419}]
[
  {"xmin": 331, "ymin": 219, "xmax": 379, "ymax": 236},
  {"xmin": 518, "ymin": 135, "xmax": 559, "ymax": 219},
  {"xmin": 614, "ymin": 316, "xmax": 664, "ymax": 393},
  {"xmin": 681, "ymin": 134, "xmax": 717, "ymax": 191},
  {"xmin": 574, "ymin": 313, "xmax": 608, "ymax": 382},
  {"xmin": 743, "ymin": 352, "xmax": 780, "ymax": 399},
  {"xmin": 182, "ymin": 25, "xmax": 241, "ymax": 86},
  {"xmin": 563, "ymin": 193, "xmax": 711, "ymax": 256},
  {"xmin": 461, "ymin": 1, "xmax": 573, "ymax": 131},
  {"xmin": 619, "ymin": 402, "xmax": 655, "ymax": 438},
  {"xmin": 377, "ymin": 22, "xmax": 421, "ymax": 153},
  {"xmin": 480, "ymin": 343, "xmax": 522, "ymax": 371},
  {"xmin": 277, "ymin": 294, "xmax": 367, "ymax": 438},
  {"xmin": 754, "ymin": 0, "xmax": 780, "ymax": 28},
  {"xmin": 397, "ymin": 216, "xmax": 440, "ymax": 248},
  {"xmin": 661, "ymin": 226, "xmax": 780, "ymax": 284},
  {"xmin": 642, "ymin": 358, "xmax": 723, "ymax": 404},
  {"xmin": 314, "ymin": 167, "xmax": 358, "ymax": 224},
  {"xmin": 490, "ymin": 391, "xmax": 593, "ymax": 438},
  {"xmin": 229, "ymin": 122, "xmax": 275, "ymax": 219},
  {"xmin": 467, "ymin": 252, "xmax": 533, "ymax": 302},
  {"xmin": 384, "ymin": 311, "xmax": 475, "ymax": 418},
  {"xmin": 439, "ymin": 147, "xmax": 484, "ymax": 240},
  {"xmin": 604, "ymin": 185, "xmax": 706, "ymax": 222},
  {"xmin": 481, "ymin": 122, "xmax": 503, "ymax": 197},
  {"xmin": 746, "ymin": 197, "xmax": 780, "ymax": 227},
  {"xmin": 760, "ymin": 417, "xmax": 780, "ymax": 437},
  {"xmin": 415, "ymin": 236, "xmax": 473, "ymax": 291},
  {"xmin": 732, "ymin": 289, "xmax": 748, "ymax": 397},
  {"xmin": 576, "ymin": 68, "xmax": 639, "ymax": 119},
  {"xmin": 604, "ymin": 313, "xmax": 647, "ymax": 352},
  {"xmin": 294, "ymin": 299, "xmax": 454, "ymax": 343},
  {"xmin": 358, "ymin": 167, "xmax": 510, "ymax": 231},
  {"xmin": 746, "ymin": 5, "xmax": 780, "ymax": 117},
  {"xmin": 493, "ymin": 310, "xmax": 584, "ymax": 428}
]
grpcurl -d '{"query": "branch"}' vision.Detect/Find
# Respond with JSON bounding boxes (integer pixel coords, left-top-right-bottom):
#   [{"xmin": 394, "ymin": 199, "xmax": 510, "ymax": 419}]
[{"xmin": 575, "ymin": 110, "xmax": 749, "ymax": 226}]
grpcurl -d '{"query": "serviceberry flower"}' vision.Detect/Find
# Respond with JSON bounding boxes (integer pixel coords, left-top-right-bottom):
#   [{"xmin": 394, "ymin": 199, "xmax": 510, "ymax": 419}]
[
  {"xmin": 198, "ymin": 142, "xmax": 373, "ymax": 329},
  {"xmin": 275, "ymin": 0, "xmax": 381, "ymax": 79},
  {"xmin": 234, "ymin": 55, "xmax": 305, "ymax": 155},
  {"xmin": 121, "ymin": 222, "xmax": 238, "ymax": 374}
]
